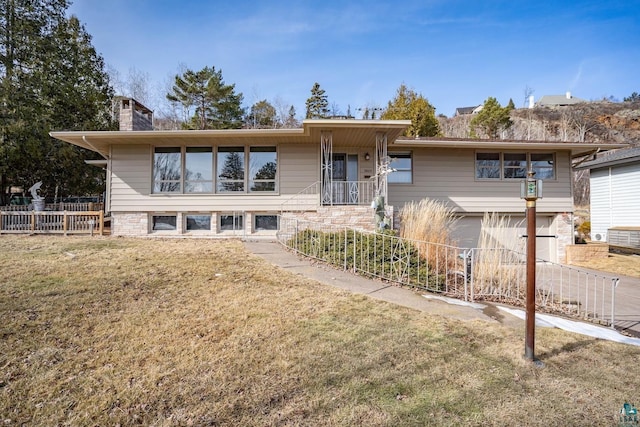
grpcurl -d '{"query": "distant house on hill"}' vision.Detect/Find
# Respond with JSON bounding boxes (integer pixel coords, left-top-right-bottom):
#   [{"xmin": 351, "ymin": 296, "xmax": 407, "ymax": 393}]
[
  {"xmin": 535, "ymin": 92, "xmax": 586, "ymax": 107},
  {"xmin": 454, "ymin": 105, "xmax": 482, "ymax": 116}
]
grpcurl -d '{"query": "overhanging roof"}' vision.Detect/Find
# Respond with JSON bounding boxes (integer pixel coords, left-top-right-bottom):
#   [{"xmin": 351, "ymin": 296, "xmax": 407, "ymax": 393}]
[
  {"xmin": 575, "ymin": 146, "xmax": 640, "ymax": 170},
  {"xmin": 391, "ymin": 137, "xmax": 628, "ymax": 157},
  {"xmin": 51, "ymin": 119, "xmax": 627, "ymax": 159},
  {"xmin": 50, "ymin": 119, "xmax": 412, "ymax": 159}
]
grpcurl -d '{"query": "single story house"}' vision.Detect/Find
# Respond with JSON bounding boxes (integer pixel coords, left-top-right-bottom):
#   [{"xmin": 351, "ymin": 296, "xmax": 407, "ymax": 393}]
[
  {"xmin": 576, "ymin": 146, "xmax": 640, "ymax": 249},
  {"xmin": 50, "ymin": 98, "xmax": 625, "ymax": 262},
  {"xmin": 535, "ymin": 92, "xmax": 586, "ymax": 107}
]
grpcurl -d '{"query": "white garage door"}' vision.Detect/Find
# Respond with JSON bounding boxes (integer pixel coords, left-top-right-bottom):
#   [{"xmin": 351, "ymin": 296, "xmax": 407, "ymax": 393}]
[{"xmin": 452, "ymin": 215, "xmax": 555, "ymax": 261}]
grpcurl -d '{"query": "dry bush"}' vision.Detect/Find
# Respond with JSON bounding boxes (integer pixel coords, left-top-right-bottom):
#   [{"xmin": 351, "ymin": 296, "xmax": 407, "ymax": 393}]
[
  {"xmin": 399, "ymin": 198, "xmax": 460, "ymax": 273},
  {"xmin": 474, "ymin": 212, "xmax": 527, "ymax": 300}
]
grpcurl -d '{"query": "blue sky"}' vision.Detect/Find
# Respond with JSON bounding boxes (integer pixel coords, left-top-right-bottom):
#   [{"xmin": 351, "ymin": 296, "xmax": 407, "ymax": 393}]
[{"xmin": 68, "ymin": 0, "xmax": 640, "ymax": 118}]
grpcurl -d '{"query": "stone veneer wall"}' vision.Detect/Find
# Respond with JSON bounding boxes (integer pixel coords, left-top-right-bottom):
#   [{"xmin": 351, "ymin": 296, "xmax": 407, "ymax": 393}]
[
  {"xmin": 555, "ymin": 212, "xmax": 574, "ymax": 263},
  {"xmin": 112, "ymin": 212, "xmax": 148, "ymax": 236},
  {"xmin": 282, "ymin": 205, "xmax": 386, "ymax": 232}
]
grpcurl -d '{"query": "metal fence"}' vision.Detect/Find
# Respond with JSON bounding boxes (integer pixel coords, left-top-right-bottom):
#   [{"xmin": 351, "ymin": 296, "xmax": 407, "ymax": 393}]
[
  {"xmin": 0, "ymin": 210, "xmax": 104, "ymax": 235},
  {"xmin": 277, "ymin": 217, "xmax": 620, "ymax": 328}
]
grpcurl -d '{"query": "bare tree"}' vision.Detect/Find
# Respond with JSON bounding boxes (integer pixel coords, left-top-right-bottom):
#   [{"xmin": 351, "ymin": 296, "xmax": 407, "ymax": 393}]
[{"xmin": 523, "ymin": 85, "xmax": 535, "ymax": 108}]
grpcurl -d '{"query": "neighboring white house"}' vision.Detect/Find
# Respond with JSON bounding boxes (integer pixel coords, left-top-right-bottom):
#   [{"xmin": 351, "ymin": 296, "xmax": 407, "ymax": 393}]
[
  {"xmin": 576, "ymin": 147, "xmax": 640, "ymax": 247},
  {"xmin": 50, "ymin": 98, "xmax": 625, "ymax": 262}
]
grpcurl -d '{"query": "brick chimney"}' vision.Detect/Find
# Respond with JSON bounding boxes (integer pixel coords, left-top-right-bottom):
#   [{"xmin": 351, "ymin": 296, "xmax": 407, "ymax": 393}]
[{"xmin": 119, "ymin": 98, "xmax": 153, "ymax": 131}]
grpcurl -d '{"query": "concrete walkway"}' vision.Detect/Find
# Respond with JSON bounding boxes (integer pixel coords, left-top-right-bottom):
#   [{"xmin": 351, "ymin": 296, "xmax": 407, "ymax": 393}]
[
  {"xmin": 244, "ymin": 240, "xmax": 640, "ymax": 338},
  {"xmin": 243, "ymin": 240, "xmax": 522, "ymax": 327}
]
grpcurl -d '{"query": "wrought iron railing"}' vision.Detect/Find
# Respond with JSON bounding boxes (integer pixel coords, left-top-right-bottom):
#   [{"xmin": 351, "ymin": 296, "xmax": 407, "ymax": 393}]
[
  {"xmin": 277, "ymin": 217, "xmax": 620, "ymax": 328},
  {"xmin": 281, "ymin": 180, "xmax": 377, "ymax": 213},
  {"xmin": 280, "ymin": 182, "xmax": 321, "ymax": 212}
]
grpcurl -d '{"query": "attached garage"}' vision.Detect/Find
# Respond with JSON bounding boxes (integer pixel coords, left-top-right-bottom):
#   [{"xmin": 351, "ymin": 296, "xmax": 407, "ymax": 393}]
[{"xmin": 452, "ymin": 214, "xmax": 556, "ymax": 261}]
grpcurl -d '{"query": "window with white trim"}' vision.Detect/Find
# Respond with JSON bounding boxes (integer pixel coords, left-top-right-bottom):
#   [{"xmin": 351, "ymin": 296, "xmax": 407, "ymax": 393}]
[
  {"xmin": 153, "ymin": 147, "xmax": 181, "ymax": 192},
  {"xmin": 152, "ymin": 215, "xmax": 177, "ymax": 231},
  {"xmin": 249, "ymin": 147, "xmax": 277, "ymax": 192},
  {"xmin": 152, "ymin": 146, "xmax": 278, "ymax": 194},
  {"xmin": 475, "ymin": 152, "xmax": 555, "ymax": 180},
  {"xmin": 217, "ymin": 147, "xmax": 245, "ymax": 192},
  {"xmin": 254, "ymin": 214, "xmax": 278, "ymax": 231},
  {"xmin": 220, "ymin": 213, "xmax": 243, "ymax": 231},
  {"xmin": 387, "ymin": 152, "xmax": 412, "ymax": 184},
  {"xmin": 185, "ymin": 147, "xmax": 213, "ymax": 193},
  {"xmin": 186, "ymin": 214, "xmax": 211, "ymax": 231}
]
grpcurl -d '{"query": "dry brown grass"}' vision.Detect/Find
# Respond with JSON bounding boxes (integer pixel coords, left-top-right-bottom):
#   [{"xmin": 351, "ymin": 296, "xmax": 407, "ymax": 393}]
[
  {"xmin": 399, "ymin": 199, "xmax": 460, "ymax": 273},
  {"xmin": 1, "ymin": 235, "xmax": 638, "ymax": 426},
  {"xmin": 571, "ymin": 251, "xmax": 640, "ymax": 278}
]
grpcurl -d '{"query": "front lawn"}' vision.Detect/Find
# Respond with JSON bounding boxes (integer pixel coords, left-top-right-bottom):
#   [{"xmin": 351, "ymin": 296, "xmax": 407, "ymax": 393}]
[{"xmin": 0, "ymin": 236, "xmax": 636, "ymax": 426}]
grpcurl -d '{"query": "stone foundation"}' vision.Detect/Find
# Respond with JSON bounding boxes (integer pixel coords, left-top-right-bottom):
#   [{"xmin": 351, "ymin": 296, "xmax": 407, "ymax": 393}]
[
  {"xmin": 112, "ymin": 212, "xmax": 148, "ymax": 236},
  {"xmin": 282, "ymin": 205, "xmax": 383, "ymax": 231},
  {"xmin": 555, "ymin": 212, "xmax": 574, "ymax": 263}
]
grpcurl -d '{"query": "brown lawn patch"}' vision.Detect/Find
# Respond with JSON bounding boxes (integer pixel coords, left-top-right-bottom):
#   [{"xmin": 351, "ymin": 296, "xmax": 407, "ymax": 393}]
[
  {"xmin": 571, "ymin": 252, "xmax": 640, "ymax": 278},
  {"xmin": 0, "ymin": 235, "xmax": 637, "ymax": 426}
]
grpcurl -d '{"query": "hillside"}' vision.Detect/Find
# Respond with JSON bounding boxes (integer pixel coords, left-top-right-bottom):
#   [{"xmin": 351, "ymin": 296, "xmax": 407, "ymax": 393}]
[
  {"xmin": 440, "ymin": 100, "xmax": 640, "ymax": 145},
  {"xmin": 438, "ymin": 100, "xmax": 640, "ymax": 206}
]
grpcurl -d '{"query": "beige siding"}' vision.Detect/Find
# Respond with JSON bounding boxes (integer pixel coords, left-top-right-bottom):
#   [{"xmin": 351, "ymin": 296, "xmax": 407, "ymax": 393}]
[
  {"xmin": 279, "ymin": 144, "xmax": 319, "ymax": 193},
  {"xmin": 387, "ymin": 148, "xmax": 573, "ymax": 213},
  {"xmin": 109, "ymin": 143, "xmax": 320, "ymax": 213},
  {"xmin": 110, "ymin": 144, "xmax": 151, "ymax": 211}
]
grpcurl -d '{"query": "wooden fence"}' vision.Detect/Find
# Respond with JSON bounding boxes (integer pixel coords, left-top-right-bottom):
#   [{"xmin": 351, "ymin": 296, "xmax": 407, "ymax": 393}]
[
  {"xmin": 1, "ymin": 202, "xmax": 104, "ymax": 212},
  {"xmin": 0, "ymin": 211, "xmax": 104, "ymax": 235}
]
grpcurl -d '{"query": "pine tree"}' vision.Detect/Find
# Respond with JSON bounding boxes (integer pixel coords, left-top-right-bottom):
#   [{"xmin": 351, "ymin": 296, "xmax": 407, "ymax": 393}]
[
  {"xmin": 0, "ymin": 0, "xmax": 114, "ymax": 203},
  {"xmin": 166, "ymin": 66, "xmax": 244, "ymax": 130},
  {"xmin": 470, "ymin": 97, "xmax": 513, "ymax": 139},
  {"xmin": 305, "ymin": 82, "xmax": 329, "ymax": 119},
  {"xmin": 381, "ymin": 84, "xmax": 440, "ymax": 137}
]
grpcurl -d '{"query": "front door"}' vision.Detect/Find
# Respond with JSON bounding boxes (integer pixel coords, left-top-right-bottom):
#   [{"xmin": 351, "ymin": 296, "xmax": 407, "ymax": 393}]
[{"xmin": 331, "ymin": 154, "xmax": 358, "ymax": 204}]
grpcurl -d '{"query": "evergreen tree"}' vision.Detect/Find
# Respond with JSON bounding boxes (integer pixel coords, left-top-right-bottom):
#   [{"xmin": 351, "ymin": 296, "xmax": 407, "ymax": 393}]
[
  {"xmin": 470, "ymin": 97, "xmax": 513, "ymax": 139},
  {"xmin": 0, "ymin": 0, "xmax": 114, "ymax": 203},
  {"xmin": 166, "ymin": 66, "xmax": 244, "ymax": 130},
  {"xmin": 285, "ymin": 105, "xmax": 299, "ymax": 128},
  {"xmin": 246, "ymin": 99, "xmax": 276, "ymax": 128},
  {"xmin": 381, "ymin": 84, "xmax": 440, "ymax": 137},
  {"xmin": 305, "ymin": 82, "xmax": 329, "ymax": 119},
  {"xmin": 623, "ymin": 92, "xmax": 640, "ymax": 102}
]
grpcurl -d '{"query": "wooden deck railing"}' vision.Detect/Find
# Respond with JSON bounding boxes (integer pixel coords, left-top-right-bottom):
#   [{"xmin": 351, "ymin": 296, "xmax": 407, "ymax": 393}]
[
  {"xmin": 0, "ymin": 211, "xmax": 104, "ymax": 235},
  {"xmin": 1, "ymin": 202, "xmax": 104, "ymax": 212}
]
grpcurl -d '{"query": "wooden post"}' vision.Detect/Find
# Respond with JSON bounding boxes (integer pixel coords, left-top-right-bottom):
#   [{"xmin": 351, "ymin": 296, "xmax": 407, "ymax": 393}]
[
  {"xmin": 525, "ymin": 201, "xmax": 536, "ymax": 361},
  {"xmin": 63, "ymin": 211, "xmax": 68, "ymax": 235},
  {"xmin": 31, "ymin": 211, "xmax": 35, "ymax": 233},
  {"xmin": 99, "ymin": 211, "xmax": 104, "ymax": 235}
]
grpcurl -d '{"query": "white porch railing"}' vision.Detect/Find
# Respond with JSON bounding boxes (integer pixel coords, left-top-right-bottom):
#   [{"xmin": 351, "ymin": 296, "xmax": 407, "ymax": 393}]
[{"xmin": 281, "ymin": 180, "xmax": 377, "ymax": 212}]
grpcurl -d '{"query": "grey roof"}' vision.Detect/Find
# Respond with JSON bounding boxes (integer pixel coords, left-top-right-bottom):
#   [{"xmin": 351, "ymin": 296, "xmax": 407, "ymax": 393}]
[
  {"xmin": 536, "ymin": 94, "xmax": 586, "ymax": 106},
  {"xmin": 454, "ymin": 106, "xmax": 479, "ymax": 115},
  {"xmin": 577, "ymin": 146, "xmax": 640, "ymax": 170}
]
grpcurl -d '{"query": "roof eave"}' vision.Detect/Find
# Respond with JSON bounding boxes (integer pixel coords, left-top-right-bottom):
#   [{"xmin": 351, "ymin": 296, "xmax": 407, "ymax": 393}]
[{"xmin": 391, "ymin": 138, "xmax": 628, "ymax": 156}]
